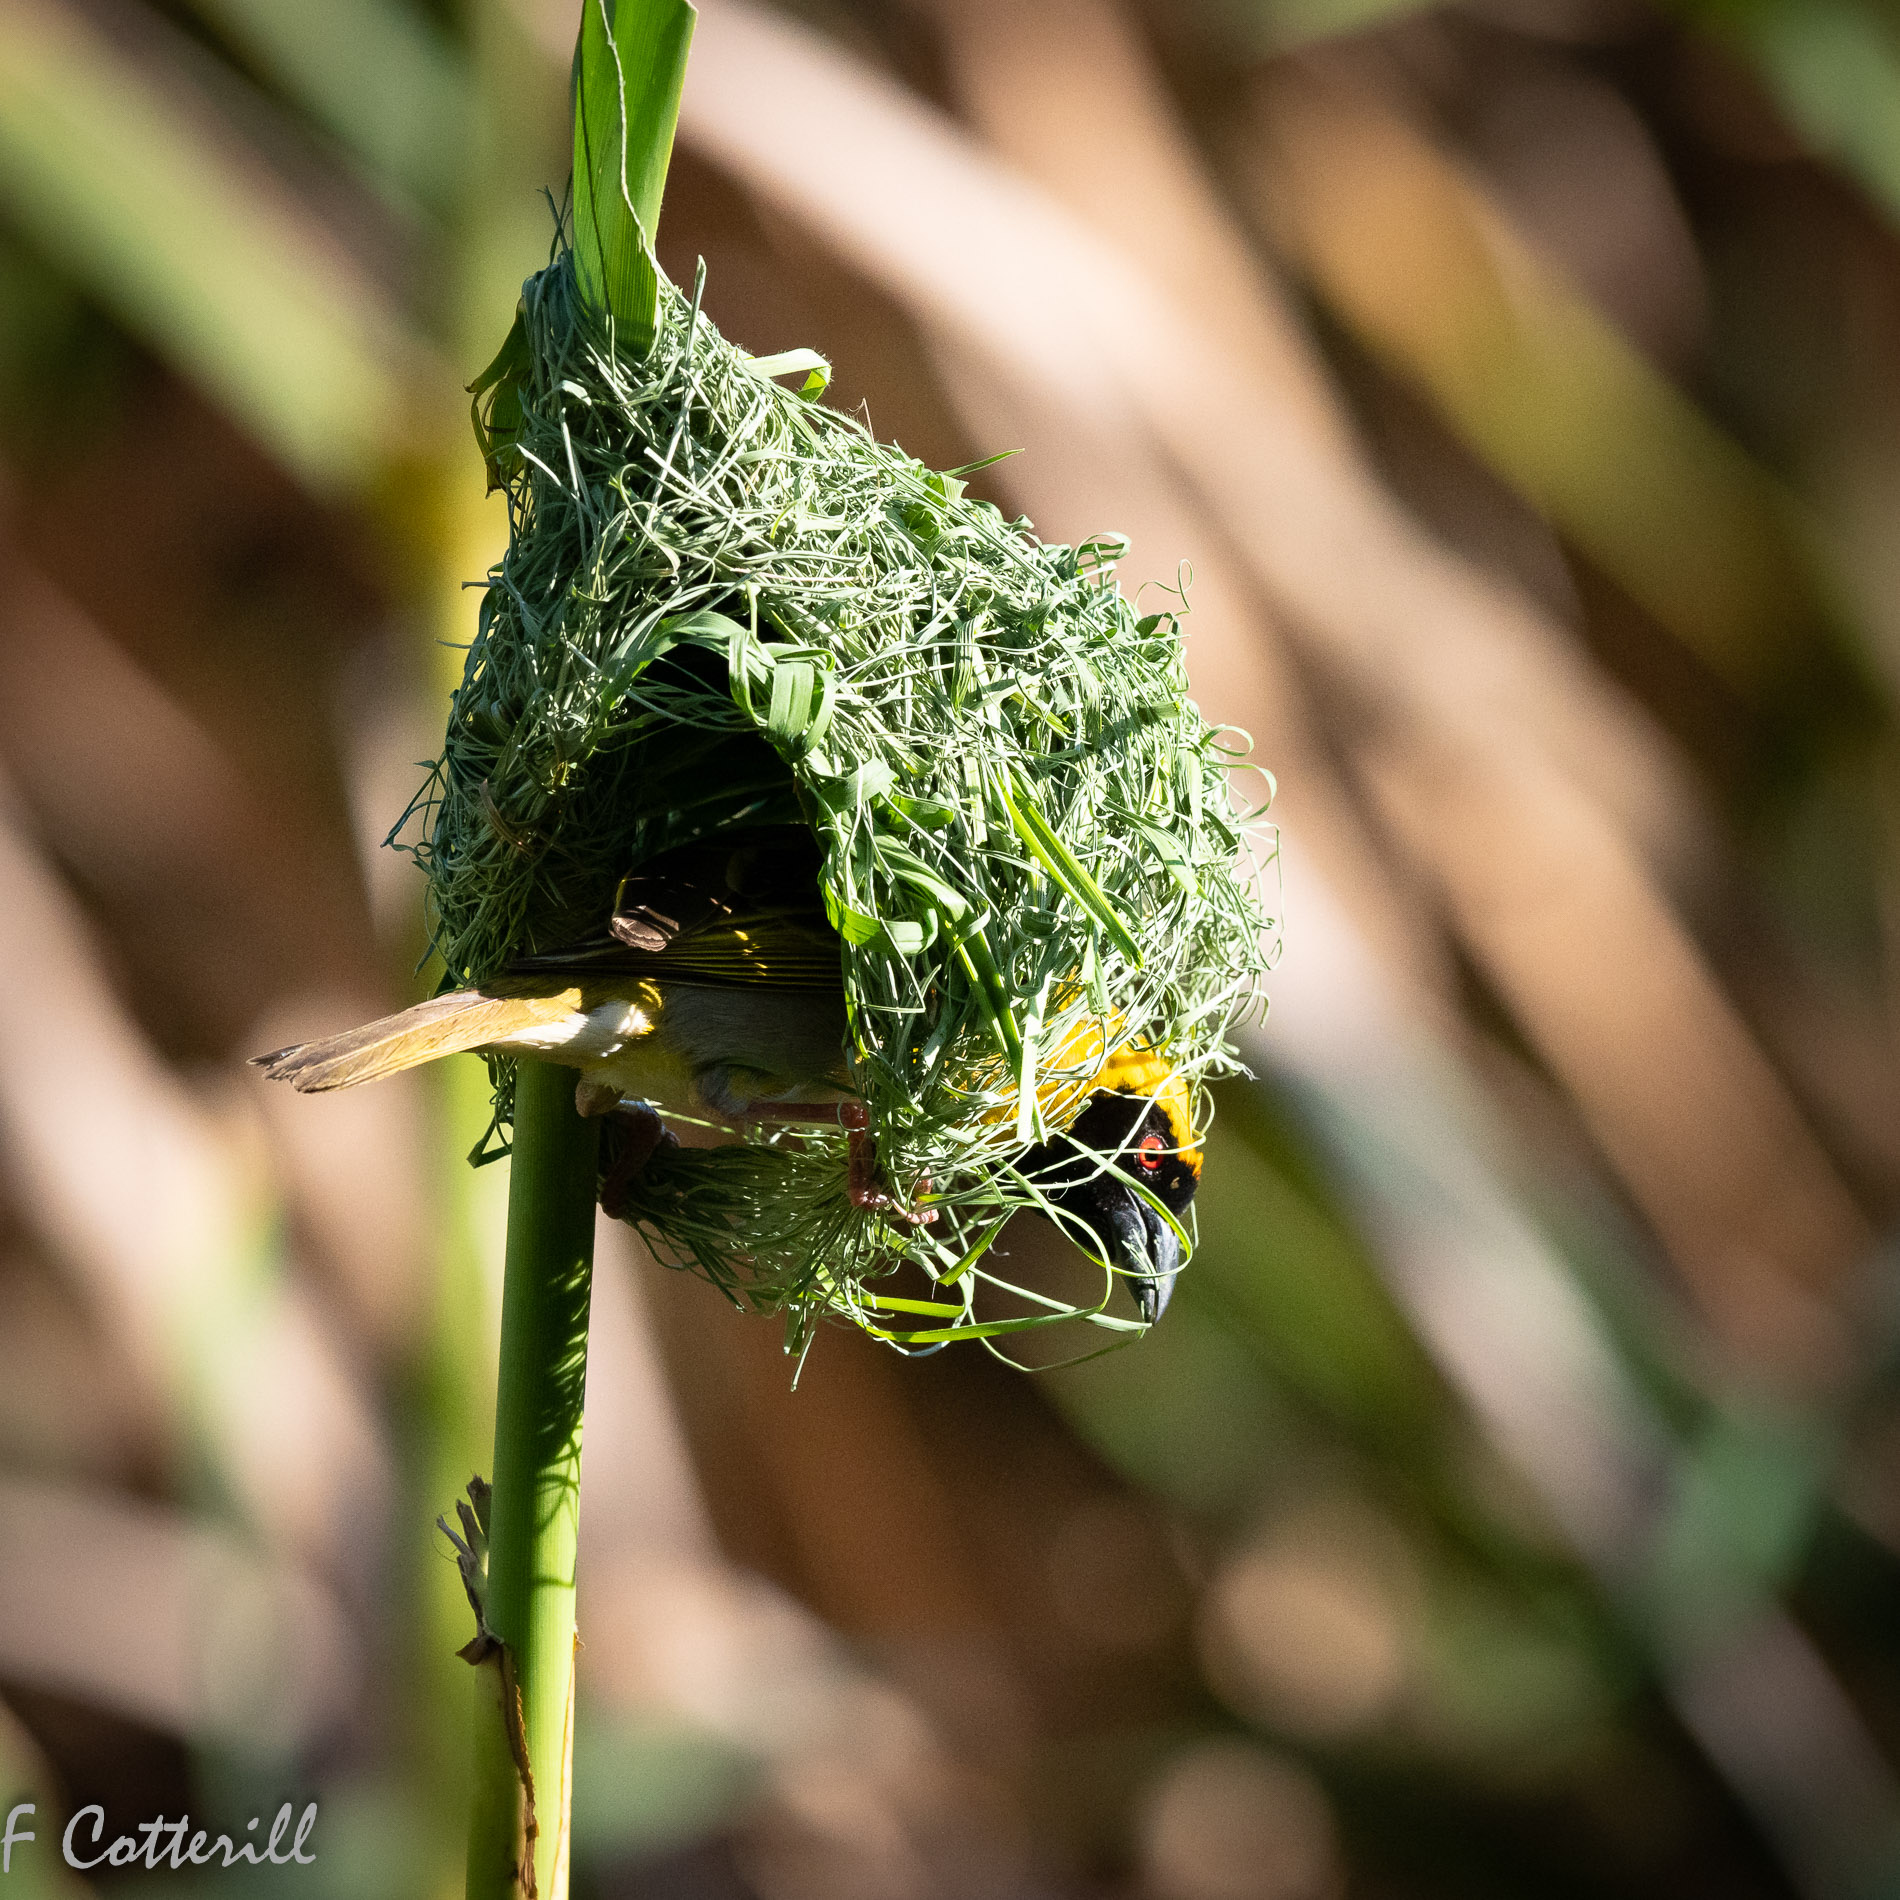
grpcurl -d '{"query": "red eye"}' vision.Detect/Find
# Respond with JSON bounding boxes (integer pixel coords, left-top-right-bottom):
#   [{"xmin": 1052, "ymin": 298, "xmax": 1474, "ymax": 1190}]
[{"xmin": 1136, "ymin": 1134, "xmax": 1165, "ymax": 1173}]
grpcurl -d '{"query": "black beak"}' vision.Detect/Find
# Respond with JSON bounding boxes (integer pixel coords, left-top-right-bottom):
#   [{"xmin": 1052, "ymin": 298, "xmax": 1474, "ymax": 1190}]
[{"xmin": 1095, "ymin": 1185, "xmax": 1182, "ymax": 1325}]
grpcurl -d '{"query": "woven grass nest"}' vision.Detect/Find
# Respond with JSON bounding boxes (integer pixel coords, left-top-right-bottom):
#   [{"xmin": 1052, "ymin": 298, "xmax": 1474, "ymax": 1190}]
[{"xmin": 401, "ymin": 244, "xmax": 1276, "ymax": 1355}]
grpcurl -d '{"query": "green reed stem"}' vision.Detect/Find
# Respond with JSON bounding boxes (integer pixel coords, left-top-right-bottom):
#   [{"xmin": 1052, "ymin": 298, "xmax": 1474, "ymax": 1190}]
[
  {"xmin": 466, "ymin": 1059, "xmax": 600, "ymax": 1900},
  {"xmin": 462, "ymin": 14, "xmax": 688, "ymax": 1891}
]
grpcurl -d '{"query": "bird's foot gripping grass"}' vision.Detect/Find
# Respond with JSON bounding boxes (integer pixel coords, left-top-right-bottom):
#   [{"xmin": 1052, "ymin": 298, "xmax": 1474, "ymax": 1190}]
[
  {"xmin": 591, "ymin": 1100, "xmax": 678, "ymax": 1221},
  {"xmin": 587, "ymin": 1086, "xmax": 938, "ymax": 1229},
  {"xmin": 730, "ymin": 1098, "xmax": 940, "ymax": 1228}
]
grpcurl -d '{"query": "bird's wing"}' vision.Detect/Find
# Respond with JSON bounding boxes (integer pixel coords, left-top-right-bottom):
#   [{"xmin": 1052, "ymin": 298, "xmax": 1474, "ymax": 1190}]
[
  {"xmin": 507, "ymin": 828, "xmax": 844, "ymax": 995},
  {"xmin": 513, "ymin": 916, "xmax": 842, "ymax": 991}
]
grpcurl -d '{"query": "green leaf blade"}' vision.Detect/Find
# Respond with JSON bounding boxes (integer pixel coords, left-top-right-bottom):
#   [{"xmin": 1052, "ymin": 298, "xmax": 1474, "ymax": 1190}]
[
  {"xmin": 997, "ymin": 770, "xmax": 1143, "ymax": 965},
  {"xmin": 571, "ymin": 0, "xmax": 696, "ymax": 353}
]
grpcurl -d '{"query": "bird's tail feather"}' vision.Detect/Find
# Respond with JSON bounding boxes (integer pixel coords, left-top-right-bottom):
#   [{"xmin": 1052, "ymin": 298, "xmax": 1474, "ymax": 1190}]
[{"xmin": 251, "ymin": 988, "xmax": 568, "ymax": 1092}]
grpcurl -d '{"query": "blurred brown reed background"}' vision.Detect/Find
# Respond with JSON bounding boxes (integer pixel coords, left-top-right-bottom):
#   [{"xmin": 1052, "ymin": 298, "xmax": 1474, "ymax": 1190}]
[{"xmin": 3, "ymin": 0, "xmax": 1900, "ymax": 1894}]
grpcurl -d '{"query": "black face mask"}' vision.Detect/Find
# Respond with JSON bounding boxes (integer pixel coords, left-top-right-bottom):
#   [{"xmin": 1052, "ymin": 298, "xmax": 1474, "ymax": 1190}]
[{"xmin": 1017, "ymin": 1089, "xmax": 1199, "ymax": 1323}]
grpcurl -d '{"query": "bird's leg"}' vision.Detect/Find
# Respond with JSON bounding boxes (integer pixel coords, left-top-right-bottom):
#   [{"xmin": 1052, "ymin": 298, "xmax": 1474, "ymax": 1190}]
[
  {"xmin": 731, "ymin": 1096, "xmax": 937, "ymax": 1226},
  {"xmin": 593, "ymin": 1100, "xmax": 677, "ymax": 1221},
  {"xmin": 577, "ymin": 1080, "xmax": 679, "ymax": 1220},
  {"xmin": 838, "ymin": 1109, "xmax": 938, "ymax": 1227},
  {"xmin": 840, "ymin": 1104, "xmax": 895, "ymax": 1215}
]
